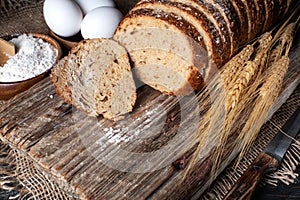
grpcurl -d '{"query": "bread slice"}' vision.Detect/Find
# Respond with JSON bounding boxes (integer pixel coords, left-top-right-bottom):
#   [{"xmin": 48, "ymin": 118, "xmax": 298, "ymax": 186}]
[
  {"xmin": 240, "ymin": 0, "xmax": 259, "ymax": 41},
  {"xmin": 135, "ymin": 0, "xmax": 232, "ymax": 63},
  {"xmin": 114, "ymin": 9, "xmax": 212, "ymax": 95},
  {"xmin": 254, "ymin": 0, "xmax": 266, "ymax": 35},
  {"xmin": 137, "ymin": 0, "xmax": 233, "ymax": 57},
  {"xmin": 262, "ymin": 0, "xmax": 275, "ymax": 32},
  {"xmin": 131, "ymin": 48, "xmax": 204, "ymax": 95},
  {"xmin": 51, "ymin": 38, "xmax": 137, "ymax": 121}
]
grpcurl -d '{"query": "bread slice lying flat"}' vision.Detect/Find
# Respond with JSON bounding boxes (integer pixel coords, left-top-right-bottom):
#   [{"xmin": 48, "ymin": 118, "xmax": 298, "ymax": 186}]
[{"xmin": 51, "ymin": 38, "xmax": 137, "ymax": 121}]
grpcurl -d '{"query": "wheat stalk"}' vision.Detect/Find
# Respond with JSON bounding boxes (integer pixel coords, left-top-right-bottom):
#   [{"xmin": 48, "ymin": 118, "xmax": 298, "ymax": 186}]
[
  {"xmin": 223, "ymin": 32, "xmax": 273, "ymax": 111},
  {"xmin": 188, "ymin": 31, "xmax": 275, "ymax": 173},
  {"xmin": 232, "ymin": 21, "xmax": 296, "ymax": 164},
  {"xmin": 235, "ymin": 55, "xmax": 291, "ymax": 163},
  {"xmin": 256, "ymin": 32, "xmax": 273, "ymax": 53},
  {"xmin": 185, "ymin": 40, "xmax": 264, "ymax": 174},
  {"xmin": 185, "ymin": 13, "xmax": 298, "ymax": 179}
]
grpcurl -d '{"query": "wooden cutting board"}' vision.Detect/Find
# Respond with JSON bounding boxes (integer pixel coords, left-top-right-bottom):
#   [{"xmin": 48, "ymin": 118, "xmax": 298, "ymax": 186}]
[{"xmin": 0, "ymin": 44, "xmax": 299, "ymax": 200}]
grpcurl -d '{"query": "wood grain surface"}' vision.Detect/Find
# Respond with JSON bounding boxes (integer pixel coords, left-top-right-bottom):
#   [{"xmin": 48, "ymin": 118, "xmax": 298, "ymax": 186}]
[{"xmin": 0, "ymin": 49, "xmax": 299, "ymax": 200}]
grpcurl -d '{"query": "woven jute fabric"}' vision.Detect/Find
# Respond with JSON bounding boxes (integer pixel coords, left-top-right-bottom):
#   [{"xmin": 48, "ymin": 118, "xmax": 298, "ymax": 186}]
[
  {"xmin": 0, "ymin": 0, "xmax": 299, "ymax": 199},
  {"xmin": 0, "ymin": 0, "xmax": 47, "ymax": 37}
]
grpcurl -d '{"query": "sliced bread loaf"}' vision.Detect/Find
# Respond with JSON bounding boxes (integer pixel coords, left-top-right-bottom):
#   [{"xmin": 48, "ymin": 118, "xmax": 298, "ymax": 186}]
[
  {"xmin": 113, "ymin": 0, "xmax": 295, "ymax": 96},
  {"xmin": 114, "ymin": 9, "xmax": 210, "ymax": 95},
  {"xmin": 131, "ymin": 0, "xmax": 229, "ymax": 65},
  {"xmin": 51, "ymin": 38, "xmax": 137, "ymax": 121}
]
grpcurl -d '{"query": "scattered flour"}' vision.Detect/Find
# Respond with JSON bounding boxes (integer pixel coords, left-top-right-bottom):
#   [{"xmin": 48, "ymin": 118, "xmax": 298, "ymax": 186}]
[
  {"xmin": 0, "ymin": 34, "xmax": 57, "ymax": 82},
  {"xmin": 104, "ymin": 127, "xmax": 130, "ymax": 144}
]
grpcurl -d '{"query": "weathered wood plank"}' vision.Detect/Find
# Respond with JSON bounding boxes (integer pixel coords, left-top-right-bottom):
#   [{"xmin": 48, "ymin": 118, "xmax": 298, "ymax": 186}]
[{"xmin": 0, "ymin": 66, "xmax": 299, "ymax": 200}]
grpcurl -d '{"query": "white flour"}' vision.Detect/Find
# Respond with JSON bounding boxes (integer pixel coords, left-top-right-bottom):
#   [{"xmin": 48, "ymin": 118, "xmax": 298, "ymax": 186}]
[{"xmin": 0, "ymin": 34, "xmax": 57, "ymax": 82}]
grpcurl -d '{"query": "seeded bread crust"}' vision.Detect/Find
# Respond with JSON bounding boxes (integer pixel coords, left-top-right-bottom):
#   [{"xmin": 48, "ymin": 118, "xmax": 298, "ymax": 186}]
[
  {"xmin": 262, "ymin": 0, "xmax": 274, "ymax": 32},
  {"xmin": 254, "ymin": 0, "xmax": 266, "ymax": 35},
  {"xmin": 231, "ymin": 0, "xmax": 249, "ymax": 45},
  {"xmin": 243, "ymin": 0, "xmax": 262, "ymax": 39},
  {"xmin": 204, "ymin": 0, "xmax": 241, "ymax": 56},
  {"xmin": 51, "ymin": 38, "xmax": 137, "ymax": 121},
  {"xmin": 188, "ymin": 0, "xmax": 233, "ymax": 56}
]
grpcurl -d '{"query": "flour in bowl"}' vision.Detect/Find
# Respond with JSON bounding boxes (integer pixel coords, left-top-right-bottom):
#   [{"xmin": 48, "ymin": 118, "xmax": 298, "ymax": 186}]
[{"xmin": 0, "ymin": 34, "xmax": 57, "ymax": 82}]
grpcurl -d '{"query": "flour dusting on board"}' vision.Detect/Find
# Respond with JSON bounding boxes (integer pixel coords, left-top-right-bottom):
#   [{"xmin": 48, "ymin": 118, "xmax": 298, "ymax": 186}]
[{"xmin": 0, "ymin": 34, "xmax": 57, "ymax": 82}]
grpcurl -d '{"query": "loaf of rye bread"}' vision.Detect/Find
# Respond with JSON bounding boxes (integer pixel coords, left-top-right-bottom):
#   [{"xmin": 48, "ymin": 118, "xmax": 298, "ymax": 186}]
[
  {"xmin": 51, "ymin": 39, "xmax": 136, "ymax": 121},
  {"xmin": 114, "ymin": 0, "xmax": 296, "ymax": 95}
]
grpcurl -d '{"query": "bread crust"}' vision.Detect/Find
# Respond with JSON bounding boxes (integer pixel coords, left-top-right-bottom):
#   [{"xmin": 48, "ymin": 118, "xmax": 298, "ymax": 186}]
[
  {"xmin": 230, "ymin": 0, "xmax": 249, "ymax": 46},
  {"xmin": 254, "ymin": 0, "xmax": 266, "ymax": 36},
  {"xmin": 189, "ymin": 0, "xmax": 233, "ymax": 56},
  {"xmin": 204, "ymin": 0, "xmax": 241, "ymax": 55},
  {"xmin": 50, "ymin": 57, "xmax": 73, "ymax": 104}
]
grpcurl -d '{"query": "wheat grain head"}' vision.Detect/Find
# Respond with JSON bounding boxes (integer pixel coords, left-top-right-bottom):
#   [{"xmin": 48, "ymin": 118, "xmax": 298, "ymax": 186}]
[{"xmin": 236, "ymin": 55, "xmax": 291, "ymax": 163}]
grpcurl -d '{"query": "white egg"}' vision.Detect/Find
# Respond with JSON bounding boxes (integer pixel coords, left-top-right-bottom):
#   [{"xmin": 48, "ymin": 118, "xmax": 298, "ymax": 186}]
[
  {"xmin": 81, "ymin": 7, "xmax": 123, "ymax": 39},
  {"xmin": 74, "ymin": 0, "xmax": 116, "ymax": 15},
  {"xmin": 43, "ymin": 0, "xmax": 83, "ymax": 37}
]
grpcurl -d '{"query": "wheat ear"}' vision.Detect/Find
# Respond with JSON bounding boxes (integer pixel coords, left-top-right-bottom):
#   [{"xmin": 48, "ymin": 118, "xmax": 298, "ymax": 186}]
[
  {"xmin": 268, "ymin": 23, "xmax": 296, "ymax": 66},
  {"xmin": 211, "ymin": 31, "xmax": 276, "ymax": 170},
  {"xmin": 220, "ymin": 45, "xmax": 254, "ymax": 88},
  {"xmin": 224, "ymin": 32, "xmax": 272, "ymax": 111},
  {"xmin": 236, "ymin": 55, "xmax": 291, "ymax": 163}
]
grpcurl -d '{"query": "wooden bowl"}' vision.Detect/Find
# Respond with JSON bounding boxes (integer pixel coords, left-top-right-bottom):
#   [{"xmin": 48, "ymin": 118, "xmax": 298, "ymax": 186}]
[
  {"xmin": 0, "ymin": 33, "xmax": 62, "ymax": 100},
  {"xmin": 49, "ymin": 30, "xmax": 81, "ymax": 50}
]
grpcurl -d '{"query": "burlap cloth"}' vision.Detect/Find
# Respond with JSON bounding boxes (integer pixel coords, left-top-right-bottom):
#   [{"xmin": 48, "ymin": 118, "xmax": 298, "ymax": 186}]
[{"xmin": 0, "ymin": 0, "xmax": 299, "ymax": 199}]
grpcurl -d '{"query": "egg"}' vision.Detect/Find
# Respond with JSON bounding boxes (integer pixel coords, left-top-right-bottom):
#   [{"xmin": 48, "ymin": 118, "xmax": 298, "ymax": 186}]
[
  {"xmin": 74, "ymin": 0, "xmax": 116, "ymax": 15},
  {"xmin": 43, "ymin": 0, "xmax": 83, "ymax": 37},
  {"xmin": 81, "ymin": 7, "xmax": 123, "ymax": 39}
]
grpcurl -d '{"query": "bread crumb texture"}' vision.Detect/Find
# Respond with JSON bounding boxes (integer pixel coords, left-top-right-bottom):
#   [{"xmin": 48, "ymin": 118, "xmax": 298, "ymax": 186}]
[{"xmin": 51, "ymin": 38, "xmax": 137, "ymax": 121}]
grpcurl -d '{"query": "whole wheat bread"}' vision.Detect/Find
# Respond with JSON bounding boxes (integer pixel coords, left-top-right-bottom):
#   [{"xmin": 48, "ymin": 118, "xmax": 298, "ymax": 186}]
[
  {"xmin": 51, "ymin": 38, "xmax": 137, "ymax": 121},
  {"xmin": 114, "ymin": 0, "xmax": 295, "ymax": 96}
]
